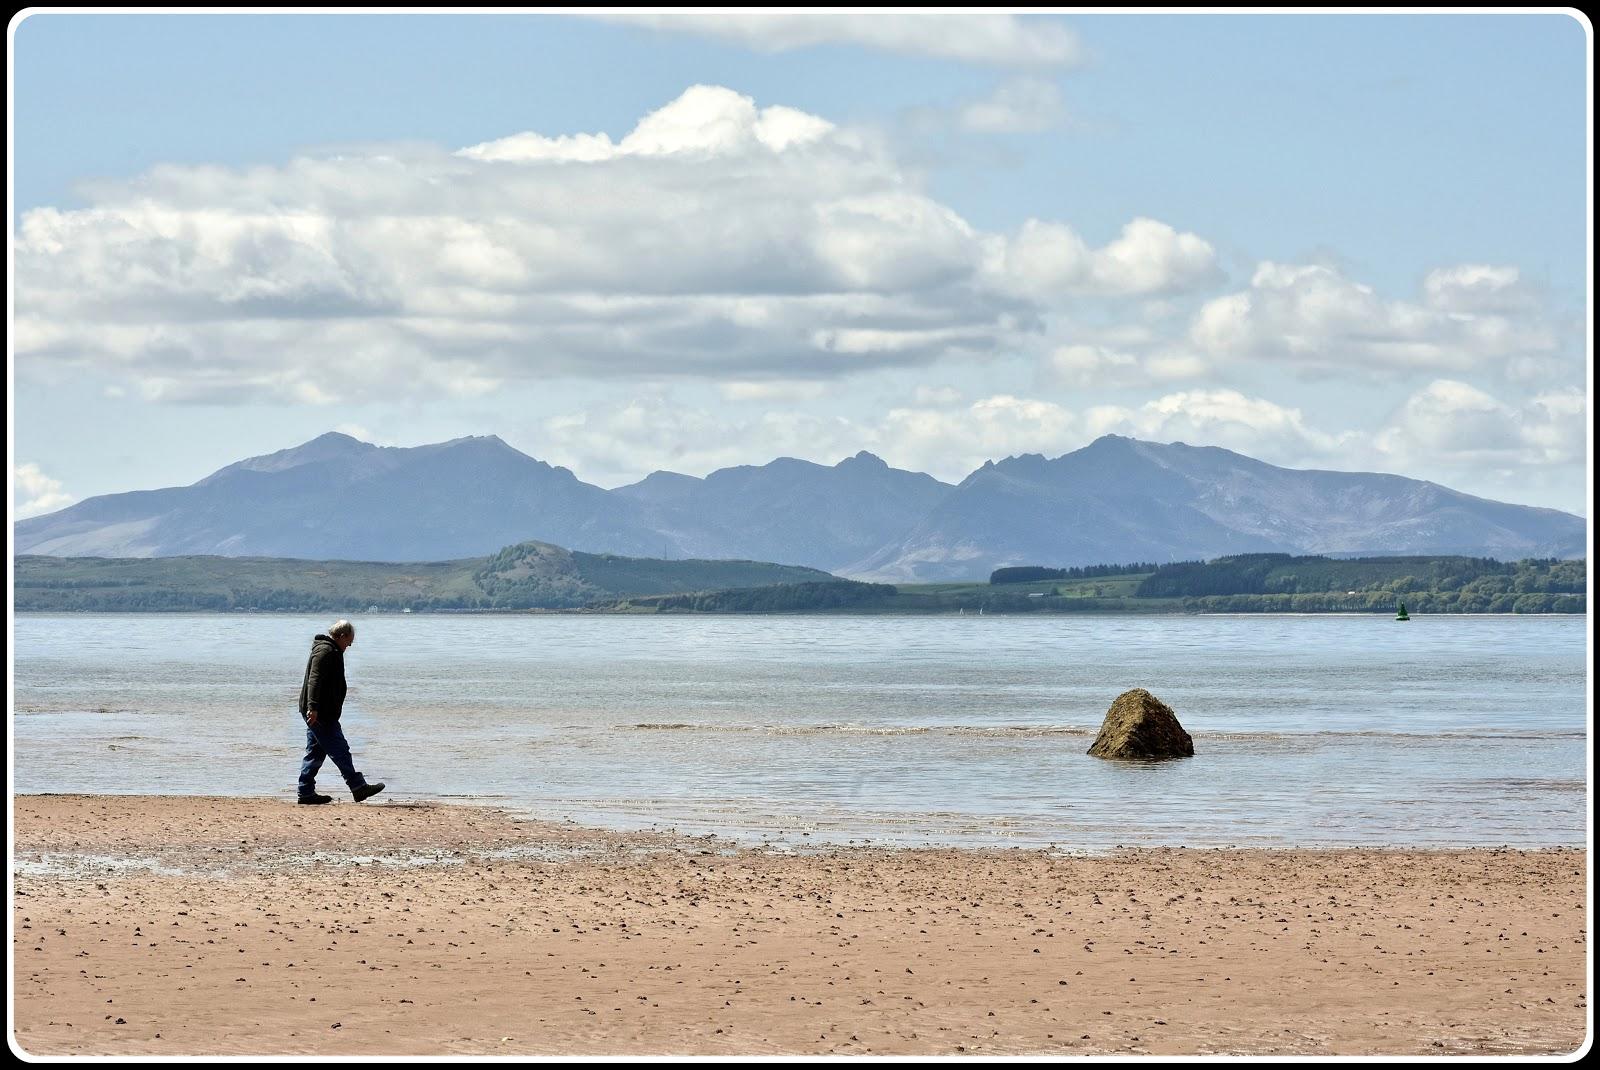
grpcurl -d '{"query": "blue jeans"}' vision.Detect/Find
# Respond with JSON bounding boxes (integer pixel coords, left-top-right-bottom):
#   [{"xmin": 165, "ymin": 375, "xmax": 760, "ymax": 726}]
[{"xmin": 298, "ymin": 716, "xmax": 368, "ymax": 798}]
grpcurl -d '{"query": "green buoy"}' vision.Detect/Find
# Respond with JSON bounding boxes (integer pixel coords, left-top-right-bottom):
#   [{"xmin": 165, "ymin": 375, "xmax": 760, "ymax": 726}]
[{"xmin": 1396, "ymin": 602, "xmax": 1411, "ymax": 621}]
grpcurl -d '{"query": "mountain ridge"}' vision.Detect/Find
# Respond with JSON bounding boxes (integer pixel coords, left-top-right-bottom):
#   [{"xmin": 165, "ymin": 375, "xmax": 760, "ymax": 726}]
[{"xmin": 15, "ymin": 432, "xmax": 1586, "ymax": 579}]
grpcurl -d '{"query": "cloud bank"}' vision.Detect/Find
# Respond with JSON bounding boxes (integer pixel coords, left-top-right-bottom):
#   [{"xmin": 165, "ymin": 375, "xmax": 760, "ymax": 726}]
[
  {"xmin": 13, "ymin": 82, "xmax": 1580, "ymax": 512},
  {"xmin": 532, "ymin": 379, "xmax": 1585, "ymax": 514},
  {"xmin": 16, "ymin": 85, "xmax": 1225, "ymax": 405}
]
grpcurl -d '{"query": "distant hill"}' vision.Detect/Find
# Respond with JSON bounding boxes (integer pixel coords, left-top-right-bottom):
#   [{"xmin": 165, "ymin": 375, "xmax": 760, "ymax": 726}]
[
  {"xmin": 15, "ymin": 432, "xmax": 1586, "ymax": 580},
  {"xmin": 12, "ymin": 433, "xmax": 675, "ymax": 562},
  {"xmin": 847, "ymin": 436, "xmax": 1587, "ymax": 581},
  {"xmin": 613, "ymin": 450, "xmax": 953, "ymax": 572},
  {"xmin": 13, "ymin": 541, "xmax": 834, "ymax": 612}
]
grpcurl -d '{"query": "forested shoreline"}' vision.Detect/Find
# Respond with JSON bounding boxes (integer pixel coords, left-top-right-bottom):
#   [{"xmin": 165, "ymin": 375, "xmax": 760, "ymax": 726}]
[{"xmin": 13, "ymin": 551, "xmax": 1586, "ymax": 613}]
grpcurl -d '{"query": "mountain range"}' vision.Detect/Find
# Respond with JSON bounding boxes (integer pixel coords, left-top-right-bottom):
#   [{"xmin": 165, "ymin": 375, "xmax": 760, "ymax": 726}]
[{"xmin": 14, "ymin": 432, "xmax": 1586, "ymax": 580}]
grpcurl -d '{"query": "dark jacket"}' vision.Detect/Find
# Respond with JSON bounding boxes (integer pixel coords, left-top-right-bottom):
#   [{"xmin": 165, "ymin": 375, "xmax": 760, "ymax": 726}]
[{"xmin": 298, "ymin": 634, "xmax": 347, "ymax": 723}]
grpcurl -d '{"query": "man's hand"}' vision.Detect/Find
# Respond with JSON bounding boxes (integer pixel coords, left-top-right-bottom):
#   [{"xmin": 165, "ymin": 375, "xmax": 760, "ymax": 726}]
[{"xmin": 305, "ymin": 709, "xmax": 319, "ymax": 728}]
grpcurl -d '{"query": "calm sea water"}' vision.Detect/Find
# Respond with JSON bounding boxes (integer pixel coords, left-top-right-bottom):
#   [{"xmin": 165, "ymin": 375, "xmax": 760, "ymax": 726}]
[{"xmin": 10, "ymin": 613, "xmax": 1590, "ymax": 849}]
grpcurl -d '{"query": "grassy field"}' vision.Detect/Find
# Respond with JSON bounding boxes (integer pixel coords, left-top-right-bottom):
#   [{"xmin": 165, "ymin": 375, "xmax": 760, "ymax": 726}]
[{"xmin": 904, "ymin": 574, "xmax": 1148, "ymax": 598}]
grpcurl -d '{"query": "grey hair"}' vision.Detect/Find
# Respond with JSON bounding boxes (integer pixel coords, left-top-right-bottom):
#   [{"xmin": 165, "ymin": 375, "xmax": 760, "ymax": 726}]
[{"xmin": 329, "ymin": 619, "xmax": 355, "ymax": 640}]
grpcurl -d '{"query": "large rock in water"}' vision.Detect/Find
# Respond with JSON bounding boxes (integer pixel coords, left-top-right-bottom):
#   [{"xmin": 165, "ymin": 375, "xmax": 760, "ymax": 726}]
[{"xmin": 1087, "ymin": 689, "xmax": 1194, "ymax": 760}]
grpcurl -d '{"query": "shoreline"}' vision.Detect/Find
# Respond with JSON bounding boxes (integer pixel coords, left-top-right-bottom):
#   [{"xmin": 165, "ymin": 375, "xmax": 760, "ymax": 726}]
[
  {"xmin": 14, "ymin": 788, "xmax": 1589, "ymax": 856},
  {"xmin": 14, "ymin": 608, "xmax": 1586, "ymax": 616},
  {"xmin": 11, "ymin": 794, "xmax": 1590, "ymax": 1057}
]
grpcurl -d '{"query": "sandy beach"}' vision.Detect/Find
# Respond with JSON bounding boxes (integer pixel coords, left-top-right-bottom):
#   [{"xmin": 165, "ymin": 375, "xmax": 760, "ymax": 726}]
[{"xmin": 10, "ymin": 794, "xmax": 1589, "ymax": 1057}]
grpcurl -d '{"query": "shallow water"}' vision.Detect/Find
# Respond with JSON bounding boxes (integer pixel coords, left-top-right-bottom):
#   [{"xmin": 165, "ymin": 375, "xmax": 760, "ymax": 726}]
[{"xmin": 11, "ymin": 612, "xmax": 1590, "ymax": 848}]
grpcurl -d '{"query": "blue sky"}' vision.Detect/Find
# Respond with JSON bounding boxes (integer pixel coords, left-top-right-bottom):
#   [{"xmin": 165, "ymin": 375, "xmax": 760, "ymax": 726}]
[{"xmin": 10, "ymin": 11, "xmax": 1592, "ymax": 518}]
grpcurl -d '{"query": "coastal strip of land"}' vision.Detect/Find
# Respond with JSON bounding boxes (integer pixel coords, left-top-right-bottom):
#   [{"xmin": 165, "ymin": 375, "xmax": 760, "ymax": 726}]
[
  {"xmin": 10, "ymin": 795, "xmax": 1588, "ymax": 1057},
  {"xmin": 14, "ymin": 550, "xmax": 1586, "ymax": 614}
]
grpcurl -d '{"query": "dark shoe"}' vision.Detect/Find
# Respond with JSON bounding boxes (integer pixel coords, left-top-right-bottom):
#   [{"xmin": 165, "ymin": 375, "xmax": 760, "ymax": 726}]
[
  {"xmin": 297, "ymin": 793, "xmax": 333, "ymax": 805},
  {"xmin": 352, "ymin": 782, "xmax": 386, "ymax": 802}
]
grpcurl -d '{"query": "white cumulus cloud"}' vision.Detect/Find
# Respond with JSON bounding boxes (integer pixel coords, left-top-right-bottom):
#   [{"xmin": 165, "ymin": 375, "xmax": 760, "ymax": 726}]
[
  {"xmin": 14, "ymin": 87, "xmax": 999, "ymax": 402},
  {"xmin": 1082, "ymin": 389, "xmax": 1351, "ymax": 467},
  {"xmin": 1189, "ymin": 261, "xmax": 1560, "ymax": 373},
  {"xmin": 1372, "ymin": 379, "xmax": 1588, "ymax": 469},
  {"xmin": 1041, "ymin": 343, "xmax": 1209, "ymax": 389},
  {"xmin": 458, "ymin": 84, "xmax": 837, "ymax": 161},
  {"xmin": 1354, "ymin": 379, "xmax": 1589, "ymax": 509},
  {"xmin": 991, "ymin": 217, "xmax": 1223, "ymax": 300},
  {"xmin": 1421, "ymin": 264, "xmax": 1539, "ymax": 314},
  {"xmin": 1043, "ymin": 344, "xmax": 1139, "ymax": 387},
  {"xmin": 958, "ymin": 78, "xmax": 1068, "ymax": 133},
  {"xmin": 16, "ymin": 84, "xmax": 1224, "ymax": 407},
  {"xmin": 14, "ymin": 463, "xmax": 76, "ymax": 519}
]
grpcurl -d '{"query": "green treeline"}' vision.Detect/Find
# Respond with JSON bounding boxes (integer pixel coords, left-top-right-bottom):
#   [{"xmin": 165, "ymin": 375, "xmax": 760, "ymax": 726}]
[
  {"xmin": 990, "ymin": 563, "xmax": 1159, "ymax": 584},
  {"xmin": 1130, "ymin": 554, "xmax": 1584, "ymax": 612},
  {"xmin": 613, "ymin": 583, "xmax": 1155, "ymax": 615},
  {"xmin": 1177, "ymin": 591, "xmax": 1586, "ymax": 614},
  {"xmin": 610, "ymin": 580, "xmax": 899, "ymax": 613}
]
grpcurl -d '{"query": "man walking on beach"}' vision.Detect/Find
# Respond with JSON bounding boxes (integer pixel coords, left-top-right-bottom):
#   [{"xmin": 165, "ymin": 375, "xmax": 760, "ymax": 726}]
[{"xmin": 297, "ymin": 619, "xmax": 385, "ymax": 805}]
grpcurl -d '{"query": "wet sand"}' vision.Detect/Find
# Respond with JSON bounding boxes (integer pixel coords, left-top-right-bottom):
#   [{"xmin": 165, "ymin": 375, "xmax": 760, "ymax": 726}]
[{"xmin": 10, "ymin": 794, "xmax": 1589, "ymax": 1056}]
